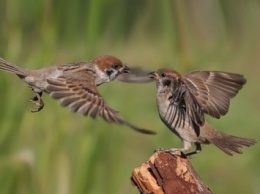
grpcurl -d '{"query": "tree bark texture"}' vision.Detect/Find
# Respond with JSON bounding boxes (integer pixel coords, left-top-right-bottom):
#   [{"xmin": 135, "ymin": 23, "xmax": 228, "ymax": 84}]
[{"xmin": 131, "ymin": 151, "xmax": 213, "ymax": 194}]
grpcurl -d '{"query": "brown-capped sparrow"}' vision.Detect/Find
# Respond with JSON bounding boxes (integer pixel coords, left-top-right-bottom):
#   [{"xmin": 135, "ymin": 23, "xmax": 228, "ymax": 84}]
[
  {"xmin": 0, "ymin": 55, "xmax": 156, "ymax": 134},
  {"xmin": 149, "ymin": 68, "xmax": 256, "ymax": 155}
]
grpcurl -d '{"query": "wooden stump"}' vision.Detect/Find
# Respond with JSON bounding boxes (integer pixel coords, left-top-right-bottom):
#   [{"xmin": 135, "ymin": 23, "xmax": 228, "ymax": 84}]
[{"xmin": 131, "ymin": 151, "xmax": 213, "ymax": 194}]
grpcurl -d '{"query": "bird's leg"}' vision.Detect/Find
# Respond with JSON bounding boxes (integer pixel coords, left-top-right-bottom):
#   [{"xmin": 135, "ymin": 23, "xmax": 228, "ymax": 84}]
[
  {"xmin": 185, "ymin": 143, "xmax": 202, "ymax": 156},
  {"xmin": 30, "ymin": 92, "xmax": 44, "ymax": 112},
  {"xmin": 155, "ymin": 140, "xmax": 192, "ymax": 156}
]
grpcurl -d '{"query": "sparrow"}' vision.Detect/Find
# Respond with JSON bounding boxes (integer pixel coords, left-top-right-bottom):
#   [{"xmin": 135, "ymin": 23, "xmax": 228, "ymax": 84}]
[
  {"xmin": 0, "ymin": 55, "xmax": 156, "ymax": 134},
  {"xmin": 149, "ymin": 68, "xmax": 256, "ymax": 156}
]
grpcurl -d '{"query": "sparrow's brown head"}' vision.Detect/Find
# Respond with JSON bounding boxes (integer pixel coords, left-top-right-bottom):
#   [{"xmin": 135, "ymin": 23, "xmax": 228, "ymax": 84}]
[
  {"xmin": 149, "ymin": 68, "xmax": 182, "ymax": 87},
  {"xmin": 93, "ymin": 55, "xmax": 130, "ymax": 84},
  {"xmin": 94, "ymin": 54, "xmax": 129, "ymax": 73},
  {"xmin": 149, "ymin": 68, "xmax": 181, "ymax": 80}
]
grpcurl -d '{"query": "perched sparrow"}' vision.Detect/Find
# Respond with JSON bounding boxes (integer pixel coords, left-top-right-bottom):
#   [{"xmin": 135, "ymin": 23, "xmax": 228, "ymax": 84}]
[
  {"xmin": 0, "ymin": 55, "xmax": 156, "ymax": 134},
  {"xmin": 149, "ymin": 68, "xmax": 256, "ymax": 155}
]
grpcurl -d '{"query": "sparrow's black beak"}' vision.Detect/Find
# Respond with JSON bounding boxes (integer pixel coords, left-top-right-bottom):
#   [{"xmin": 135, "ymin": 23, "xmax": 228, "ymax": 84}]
[
  {"xmin": 148, "ymin": 71, "xmax": 157, "ymax": 79},
  {"xmin": 122, "ymin": 65, "xmax": 130, "ymax": 73}
]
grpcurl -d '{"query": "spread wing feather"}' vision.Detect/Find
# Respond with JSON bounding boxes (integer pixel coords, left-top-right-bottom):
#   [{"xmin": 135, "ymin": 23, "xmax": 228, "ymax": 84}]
[
  {"xmin": 166, "ymin": 80, "xmax": 204, "ymax": 134},
  {"xmin": 183, "ymin": 71, "xmax": 246, "ymax": 118},
  {"xmin": 46, "ymin": 70, "xmax": 155, "ymax": 134}
]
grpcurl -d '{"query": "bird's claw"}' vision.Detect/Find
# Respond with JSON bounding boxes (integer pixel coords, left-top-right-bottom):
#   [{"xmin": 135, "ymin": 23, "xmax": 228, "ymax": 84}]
[
  {"xmin": 155, "ymin": 148, "xmax": 179, "ymax": 152},
  {"xmin": 154, "ymin": 148, "xmax": 184, "ymax": 157},
  {"xmin": 30, "ymin": 96, "xmax": 44, "ymax": 113}
]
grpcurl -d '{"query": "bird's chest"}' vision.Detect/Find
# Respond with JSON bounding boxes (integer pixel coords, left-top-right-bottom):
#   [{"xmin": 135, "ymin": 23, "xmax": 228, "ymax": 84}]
[
  {"xmin": 156, "ymin": 92, "xmax": 176, "ymax": 128},
  {"xmin": 156, "ymin": 91, "xmax": 197, "ymax": 141},
  {"xmin": 156, "ymin": 92, "xmax": 170, "ymax": 116}
]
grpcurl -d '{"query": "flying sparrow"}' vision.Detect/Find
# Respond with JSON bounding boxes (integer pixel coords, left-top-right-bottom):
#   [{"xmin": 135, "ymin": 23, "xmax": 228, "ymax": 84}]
[
  {"xmin": 0, "ymin": 55, "xmax": 156, "ymax": 134},
  {"xmin": 149, "ymin": 68, "xmax": 256, "ymax": 155}
]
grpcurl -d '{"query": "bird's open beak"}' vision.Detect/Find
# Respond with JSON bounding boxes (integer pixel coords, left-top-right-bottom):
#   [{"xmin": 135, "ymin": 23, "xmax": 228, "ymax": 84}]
[
  {"xmin": 148, "ymin": 71, "xmax": 158, "ymax": 80},
  {"xmin": 121, "ymin": 65, "xmax": 130, "ymax": 73}
]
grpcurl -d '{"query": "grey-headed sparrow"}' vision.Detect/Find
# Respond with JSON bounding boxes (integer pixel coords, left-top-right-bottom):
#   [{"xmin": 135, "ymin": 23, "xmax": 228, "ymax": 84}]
[
  {"xmin": 149, "ymin": 68, "xmax": 256, "ymax": 155},
  {"xmin": 0, "ymin": 55, "xmax": 155, "ymax": 134}
]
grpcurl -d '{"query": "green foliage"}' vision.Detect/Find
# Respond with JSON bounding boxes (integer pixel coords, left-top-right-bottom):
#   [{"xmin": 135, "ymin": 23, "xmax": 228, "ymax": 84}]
[{"xmin": 0, "ymin": 1, "xmax": 259, "ymax": 194}]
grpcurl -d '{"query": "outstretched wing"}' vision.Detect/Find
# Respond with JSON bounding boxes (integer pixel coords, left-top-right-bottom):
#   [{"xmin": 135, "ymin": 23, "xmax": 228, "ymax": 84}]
[
  {"xmin": 46, "ymin": 70, "xmax": 155, "ymax": 134},
  {"xmin": 166, "ymin": 80, "xmax": 204, "ymax": 135},
  {"xmin": 183, "ymin": 71, "xmax": 246, "ymax": 119}
]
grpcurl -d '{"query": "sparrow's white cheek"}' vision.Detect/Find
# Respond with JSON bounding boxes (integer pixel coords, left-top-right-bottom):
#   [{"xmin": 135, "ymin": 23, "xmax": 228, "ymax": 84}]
[
  {"xmin": 110, "ymin": 71, "xmax": 119, "ymax": 81},
  {"xmin": 94, "ymin": 66, "xmax": 110, "ymax": 85}
]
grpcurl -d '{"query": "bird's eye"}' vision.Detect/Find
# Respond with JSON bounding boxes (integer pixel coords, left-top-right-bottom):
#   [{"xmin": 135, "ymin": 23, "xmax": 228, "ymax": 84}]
[
  {"xmin": 113, "ymin": 64, "xmax": 120, "ymax": 69},
  {"xmin": 161, "ymin": 72, "xmax": 166, "ymax": 77}
]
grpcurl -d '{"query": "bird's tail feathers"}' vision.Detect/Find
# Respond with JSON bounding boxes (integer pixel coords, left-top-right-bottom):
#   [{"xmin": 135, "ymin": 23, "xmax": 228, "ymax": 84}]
[
  {"xmin": 124, "ymin": 120, "xmax": 157, "ymax": 135},
  {"xmin": 0, "ymin": 58, "xmax": 26, "ymax": 76},
  {"xmin": 209, "ymin": 131, "xmax": 256, "ymax": 156}
]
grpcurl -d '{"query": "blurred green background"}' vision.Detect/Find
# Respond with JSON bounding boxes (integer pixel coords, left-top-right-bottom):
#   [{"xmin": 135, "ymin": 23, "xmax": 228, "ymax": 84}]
[{"xmin": 0, "ymin": 0, "xmax": 259, "ymax": 194}]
